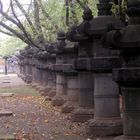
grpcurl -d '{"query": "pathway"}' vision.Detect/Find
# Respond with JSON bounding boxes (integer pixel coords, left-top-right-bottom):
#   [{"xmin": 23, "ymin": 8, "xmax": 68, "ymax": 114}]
[{"xmin": 0, "ymin": 74, "xmax": 86, "ymax": 140}]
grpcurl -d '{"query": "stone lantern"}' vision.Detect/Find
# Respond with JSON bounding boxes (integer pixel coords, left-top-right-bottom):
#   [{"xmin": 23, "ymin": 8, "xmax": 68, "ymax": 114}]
[
  {"xmin": 19, "ymin": 49, "xmax": 27, "ymax": 81},
  {"xmin": 61, "ymin": 41, "xmax": 78, "ymax": 113},
  {"xmin": 105, "ymin": 0, "xmax": 140, "ymax": 139},
  {"xmin": 24, "ymin": 47, "xmax": 35, "ymax": 83},
  {"xmin": 16, "ymin": 51, "xmax": 24, "ymax": 78},
  {"xmin": 65, "ymin": 7, "xmax": 94, "ymax": 122},
  {"xmin": 30, "ymin": 47, "xmax": 40, "ymax": 87},
  {"xmin": 34, "ymin": 49, "xmax": 45, "ymax": 89},
  {"xmin": 51, "ymin": 31, "xmax": 68, "ymax": 106},
  {"xmin": 86, "ymin": 0, "xmax": 124, "ymax": 136},
  {"xmin": 43, "ymin": 45, "xmax": 56, "ymax": 98}
]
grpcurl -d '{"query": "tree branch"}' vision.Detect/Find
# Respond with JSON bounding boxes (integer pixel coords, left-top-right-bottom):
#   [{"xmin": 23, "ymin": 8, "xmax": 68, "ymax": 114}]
[
  {"xmin": 0, "ymin": 28, "xmax": 14, "ymax": 36},
  {"xmin": 10, "ymin": 0, "xmax": 38, "ymax": 47},
  {"xmin": 34, "ymin": 0, "xmax": 45, "ymax": 46},
  {"xmin": 37, "ymin": 0, "xmax": 59, "ymax": 30},
  {"xmin": 13, "ymin": 0, "xmax": 37, "ymax": 35}
]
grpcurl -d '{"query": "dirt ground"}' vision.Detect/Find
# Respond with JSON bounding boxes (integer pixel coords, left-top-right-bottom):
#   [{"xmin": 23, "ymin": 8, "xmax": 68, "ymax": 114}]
[{"xmin": 0, "ymin": 74, "xmax": 86, "ymax": 140}]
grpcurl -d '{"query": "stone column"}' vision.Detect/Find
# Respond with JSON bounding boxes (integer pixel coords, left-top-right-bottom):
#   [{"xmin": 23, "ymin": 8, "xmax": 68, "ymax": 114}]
[
  {"xmin": 86, "ymin": 0, "xmax": 124, "ymax": 136},
  {"xmin": 106, "ymin": 0, "xmax": 140, "ymax": 139}
]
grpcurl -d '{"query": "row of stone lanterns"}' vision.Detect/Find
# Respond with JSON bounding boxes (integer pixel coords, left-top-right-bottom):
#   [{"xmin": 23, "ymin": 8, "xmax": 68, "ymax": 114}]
[{"xmin": 16, "ymin": 0, "xmax": 140, "ymax": 139}]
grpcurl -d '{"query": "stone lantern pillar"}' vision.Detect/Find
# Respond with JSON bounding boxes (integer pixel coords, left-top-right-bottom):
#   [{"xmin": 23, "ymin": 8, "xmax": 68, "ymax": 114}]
[
  {"xmin": 51, "ymin": 32, "xmax": 68, "ymax": 106},
  {"xmin": 16, "ymin": 53, "xmax": 24, "ymax": 78},
  {"xmin": 37, "ymin": 50, "xmax": 49, "ymax": 92},
  {"xmin": 25, "ymin": 47, "xmax": 33, "ymax": 83},
  {"xmin": 61, "ymin": 42, "xmax": 78, "ymax": 113},
  {"xmin": 19, "ymin": 49, "xmax": 27, "ymax": 81},
  {"xmin": 30, "ymin": 47, "xmax": 39, "ymax": 86},
  {"xmin": 31, "ymin": 48, "xmax": 40, "ymax": 88},
  {"xmin": 35, "ymin": 50, "xmax": 44, "ymax": 89},
  {"xmin": 105, "ymin": 0, "xmax": 140, "ymax": 139},
  {"xmin": 86, "ymin": 0, "xmax": 124, "ymax": 136},
  {"xmin": 42, "ymin": 50, "xmax": 56, "ymax": 98},
  {"xmin": 65, "ymin": 8, "xmax": 94, "ymax": 122}
]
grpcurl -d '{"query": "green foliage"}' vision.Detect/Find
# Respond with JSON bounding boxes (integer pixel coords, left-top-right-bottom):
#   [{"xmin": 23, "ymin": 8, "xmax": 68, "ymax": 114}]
[
  {"xmin": 111, "ymin": 0, "xmax": 128, "ymax": 22},
  {"xmin": 36, "ymin": 0, "xmax": 98, "ymax": 42},
  {"xmin": 0, "ymin": 35, "xmax": 26, "ymax": 57}
]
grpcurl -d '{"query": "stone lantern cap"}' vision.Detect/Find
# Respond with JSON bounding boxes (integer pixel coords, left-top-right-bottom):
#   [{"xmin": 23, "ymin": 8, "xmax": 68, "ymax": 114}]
[
  {"xmin": 127, "ymin": 0, "xmax": 140, "ymax": 7},
  {"xmin": 87, "ymin": 16, "xmax": 124, "ymax": 37},
  {"xmin": 66, "ymin": 7, "xmax": 93, "ymax": 42}
]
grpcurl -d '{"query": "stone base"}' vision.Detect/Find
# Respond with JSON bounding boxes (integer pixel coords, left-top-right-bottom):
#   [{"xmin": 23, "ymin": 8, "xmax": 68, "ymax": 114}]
[
  {"xmin": 31, "ymin": 83, "xmax": 38, "ymax": 88},
  {"xmin": 38, "ymin": 86, "xmax": 45, "ymax": 92},
  {"xmin": 24, "ymin": 76, "xmax": 32, "ymax": 83},
  {"xmin": 71, "ymin": 108, "xmax": 94, "ymax": 122},
  {"xmin": 43, "ymin": 86, "xmax": 52, "ymax": 93},
  {"xmin": 48, "ymin": 90, "xmax": 56, "ymax": 98},
  {"xmin": 87, "ymin": 118, "xmax": 123, "ymax": 137},
  {"xmin": 50, "ymin": 135, "xmax": 86, "ymax": 140},
  {"xmin": 61, "ymin": 101, "xmax": 78, "ymax": 113},
  {"xmin": 35, "ymin": 85, "xmax": 43, "ymax": 91},
  {"xmin": 41, "ymin": 90, "xmax": 56, "ymax": 100},
  {"xmin": 44, "ymin": 96, "xmax": 52, "ymax": 101},
  {"xmin": 52, "ymin": 95, "xmax": 66, "ymax": 106},
  {"xmin": 114, "ymin": 136, "xmax": 140, "ymax": 140}
]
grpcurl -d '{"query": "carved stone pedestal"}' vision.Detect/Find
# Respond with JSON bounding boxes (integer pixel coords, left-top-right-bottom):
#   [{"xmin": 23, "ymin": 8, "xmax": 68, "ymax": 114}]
[
  {"xmin": 61, "ymin": 73, "xmax": 79, "ymax": 113},
  {"xmin": 71, "ymin": 72, "xmax": 94, "ymax": 122},
  {"xmin": 88, "ymin": 117, "xmax": 122, "ymax": 137},
  {"xmin": 87, "ymin": 74, "xmax": 122, "ymax": 136},
  {"xmin": 52, "ymin": 73, "xmax": 67, "ymax": 106},
  {"xmin": 71, "ymin": 108, "xmax": 94, "ymax": 122},
  {"xmin": 43, "ymin": 68, "xmax": 56, "ymax": 97}
]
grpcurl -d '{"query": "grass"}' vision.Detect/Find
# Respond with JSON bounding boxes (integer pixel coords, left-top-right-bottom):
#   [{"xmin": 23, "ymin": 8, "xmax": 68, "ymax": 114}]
[{"xmin": 0, "ymin": 86, "xmax": 39, "ymax": 96}]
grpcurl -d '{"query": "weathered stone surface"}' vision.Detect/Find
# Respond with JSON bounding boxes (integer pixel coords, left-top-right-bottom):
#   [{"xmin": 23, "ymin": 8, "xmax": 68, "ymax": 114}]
[
  {"xmin": 105, "ymin": 0, "xmax": 140, "ymax": 139},
  {"xmin": 61, "ymin": 101, "xmax": 77, "ymax": 113},
  {"xmin": 87, "ymin": 118, "xmax": 123, "ymax": 137},
  {"xmin": 71, "ymin": 108, "xmax": 94, "ymax": 122},
  {"xmin": 50, "ymin": 135, "xmax": 86, "ymax": 140},
  {"xmin": 114, "ymin": 135, "xmax": 140, "ymax": 140},
  {"xmin": 61, "ymin": 75, "xmax": 79, "ymax": 113},
  {"xmin": 52, "ymin": 96, "xmax": 66, "ymax": 106}
]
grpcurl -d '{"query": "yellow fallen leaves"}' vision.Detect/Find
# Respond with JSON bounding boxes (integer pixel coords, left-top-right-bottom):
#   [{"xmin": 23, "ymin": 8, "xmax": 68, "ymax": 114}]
[{"xmin": 44, "ymin": 119, "xmax": 49, "ymax": 123}]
